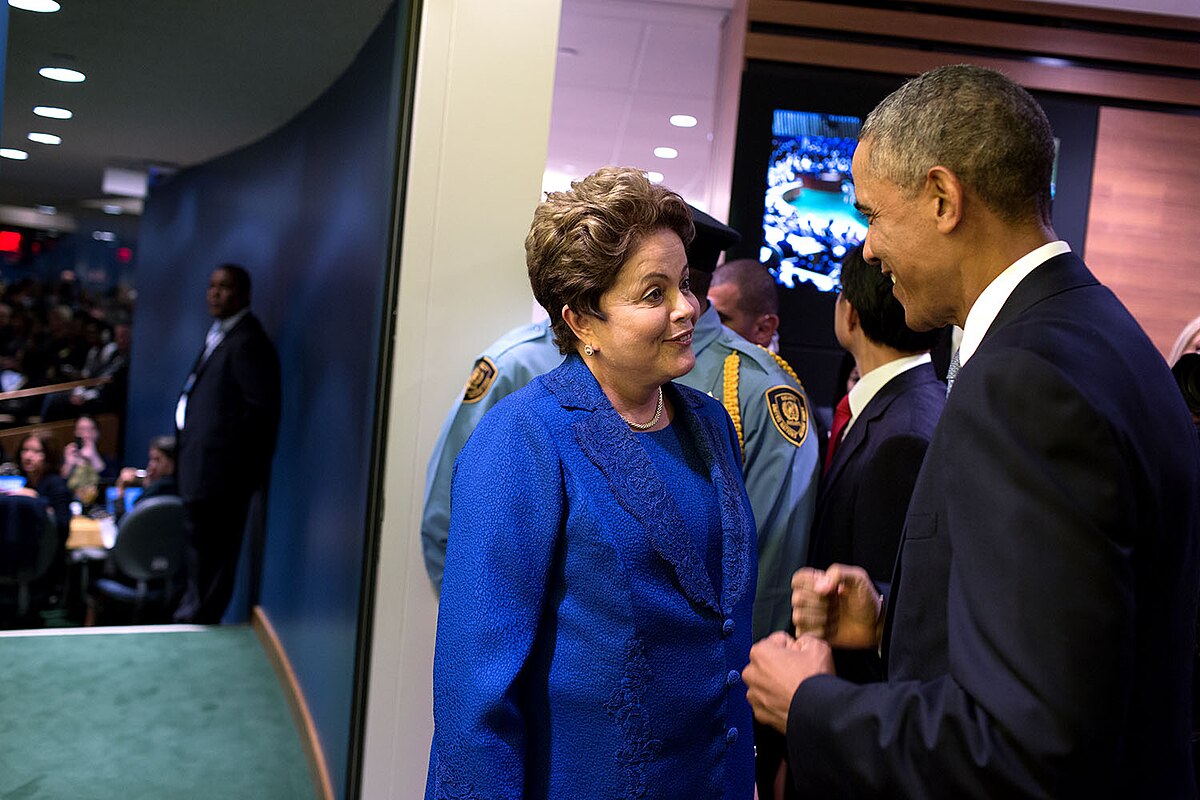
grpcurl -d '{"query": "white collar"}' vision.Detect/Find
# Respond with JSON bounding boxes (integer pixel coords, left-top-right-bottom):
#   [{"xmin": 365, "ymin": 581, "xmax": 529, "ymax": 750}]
[
  {"xmin": 845, "ymin": 352, "xmax": 931, "ymax": 431},
  {"xmin": 958, "ymin": 241, "xmax": 1071, "ymax": 366},
  {"xmin": 215, "ymin": 307, "xmax": 250, "ymax": 334}
]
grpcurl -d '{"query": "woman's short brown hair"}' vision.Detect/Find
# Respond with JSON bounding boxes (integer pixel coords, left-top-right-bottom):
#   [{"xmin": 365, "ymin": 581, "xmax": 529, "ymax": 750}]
[{"xmin": 525, "ymin": 167, "xmax": 694, "ymax": 355}]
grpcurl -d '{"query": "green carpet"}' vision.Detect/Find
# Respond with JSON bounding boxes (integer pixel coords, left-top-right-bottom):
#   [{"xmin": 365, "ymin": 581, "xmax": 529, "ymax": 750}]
[{"xmin": 0, "ymin": 626, "xmax": 315, "ymax": 799}]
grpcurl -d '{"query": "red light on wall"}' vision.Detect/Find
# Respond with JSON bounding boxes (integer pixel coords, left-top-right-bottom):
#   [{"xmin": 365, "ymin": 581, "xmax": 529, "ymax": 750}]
[
  {"xmin": 0, "ymin": 231, "xmax": 22, "ymax": 253},
  {"xmin": 116, "ymin": 246, "xmax": 133, "ymax": 263}
]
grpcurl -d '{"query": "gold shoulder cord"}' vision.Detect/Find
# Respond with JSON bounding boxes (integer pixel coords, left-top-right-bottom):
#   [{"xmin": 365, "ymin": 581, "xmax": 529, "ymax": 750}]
[
  {"xmin": 722, "ymin": 353, "xmax": 744, "ymax": 459},
  {"xmin": 761, "ymin": 345, "xmax": 802, "ymax": 387}
]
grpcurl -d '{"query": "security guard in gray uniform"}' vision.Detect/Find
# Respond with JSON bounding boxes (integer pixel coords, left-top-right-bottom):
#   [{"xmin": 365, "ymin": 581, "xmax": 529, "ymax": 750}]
[
  {"xmin": 421, "ymin": 207, "xmax": 820, "ymax": 635},
  {"xmin": 420, "ymin": 319, "xmax": 563, "ymax": 590}
]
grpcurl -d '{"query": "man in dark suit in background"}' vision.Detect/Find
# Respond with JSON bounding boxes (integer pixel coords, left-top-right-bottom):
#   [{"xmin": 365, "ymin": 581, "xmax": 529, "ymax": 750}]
[
  {"xmin": 174, "ymin": 264, "xmax": 280, "ymax": 624},
  {"xmin": 744, "ymin": 64, "xmax": 1200, "ymax": 797},
  {"xmin": 806, "ymin": 243, "xmax": 944, "ymax": 685}
]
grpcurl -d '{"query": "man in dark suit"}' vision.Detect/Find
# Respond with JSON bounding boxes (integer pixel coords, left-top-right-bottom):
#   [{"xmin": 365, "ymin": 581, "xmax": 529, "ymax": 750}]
[
  {"xmin": 744, "ymin": 65, "xmax": 1200, "ymax": 797},
  {"xmin": 807, "ymin": 243, "xmax": 944, "ymax": 685},
  {"xmin": 174, "ymin": 264, "xmax": 280, "ymax": 624}
]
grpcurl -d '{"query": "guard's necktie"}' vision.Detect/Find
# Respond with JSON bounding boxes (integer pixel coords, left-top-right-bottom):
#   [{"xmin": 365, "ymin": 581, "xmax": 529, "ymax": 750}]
[
  {"xmin": 824, "ymin": 394, "xmax": 852, "ymax": 475},
  {"xmin": 945, "ymin": 348, "xmax": 961, "ymax": 397}
]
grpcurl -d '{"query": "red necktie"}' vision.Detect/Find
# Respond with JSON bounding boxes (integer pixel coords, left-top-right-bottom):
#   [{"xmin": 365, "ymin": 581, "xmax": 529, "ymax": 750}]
[{"xmin": 824, "ymin": 395, "xmax": 852, "ymax": 475}]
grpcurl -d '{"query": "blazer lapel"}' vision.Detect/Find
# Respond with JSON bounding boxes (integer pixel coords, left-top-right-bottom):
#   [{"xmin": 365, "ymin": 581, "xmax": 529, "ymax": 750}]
[
  {"xmin": 822, "ymin": 364, "xmax": 926, "ymax": 492},
  {"xmin": 673, "ymin": 385, "xmax": 753, "ymax": 616},
  {"xmin": 544, "ymin": 356, "xmax": 732, "ymax": 615},
  {"xmin": 983, "ymin": 252, "xmax": 1097, "ymax": 347}
]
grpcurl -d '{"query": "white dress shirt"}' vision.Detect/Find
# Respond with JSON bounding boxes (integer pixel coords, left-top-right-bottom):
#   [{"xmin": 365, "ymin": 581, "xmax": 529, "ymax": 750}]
[
  {"xmin": 843, "ymin": 352, "xmax": 932, "ymax": 436},
  {"xmin": 958, "ymin": 241, "xmax": 1071, "ymax": 367}
]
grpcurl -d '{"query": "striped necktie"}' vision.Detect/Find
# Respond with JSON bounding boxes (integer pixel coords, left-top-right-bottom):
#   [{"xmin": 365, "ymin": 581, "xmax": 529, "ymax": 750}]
[{"xmin": 945, "ymin": 348, "xmax": 961, "ymax": 397}]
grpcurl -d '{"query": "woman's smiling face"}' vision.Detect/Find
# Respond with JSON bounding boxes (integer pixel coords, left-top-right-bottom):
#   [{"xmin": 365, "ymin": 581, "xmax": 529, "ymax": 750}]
[{"xmin": 584, "ymin": 228, "xmax": 700, "ymax": 393}]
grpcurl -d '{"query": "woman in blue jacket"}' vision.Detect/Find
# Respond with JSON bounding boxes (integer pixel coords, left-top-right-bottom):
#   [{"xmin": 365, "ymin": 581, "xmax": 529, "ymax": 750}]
[{"xmin": 427, "ymin": 167, "xmax": 758, "ymax": 799}]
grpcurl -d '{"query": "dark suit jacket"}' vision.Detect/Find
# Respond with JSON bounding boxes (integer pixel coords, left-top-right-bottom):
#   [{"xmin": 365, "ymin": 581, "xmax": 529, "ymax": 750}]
[
  {"xmin": 807, "ymin": 361, "xmax": 945, "ymax": 683},
  {"xmin": 788, "ymin": 253, "xmax": 1200, "ymax": 798},
  {"xmin": 176, "ymin": 312, "xmax": 280, "ymax": 503}
]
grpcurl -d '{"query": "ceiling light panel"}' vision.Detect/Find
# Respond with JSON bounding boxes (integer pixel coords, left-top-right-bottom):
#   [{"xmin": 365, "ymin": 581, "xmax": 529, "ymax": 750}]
[
  {"xmin": 27, "ymin": 132, "xmax": 62, "ymax": 145},
  {"xmin": 33, "ymin": 106, "xmax": 72, "ymax": 119},
  {"xmin": 9, "ymin": 0, "xmax": 61, "ymax": 12},
  {"xmin": 39, "ymin": 66, "xmax": 86, "ymax": 83}
]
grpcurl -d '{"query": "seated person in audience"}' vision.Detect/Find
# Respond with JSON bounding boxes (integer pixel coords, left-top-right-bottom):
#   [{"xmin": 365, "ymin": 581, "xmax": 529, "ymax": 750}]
[
  {"xmin": 113, "ymin": 436, "xmax": 178, "ymax": 519},
  {"xmin": 40, "ymin": 321, "xmax": 131, "ymax": 422},
  {"xmin": 60, "ymin": 414, "xmax": 116, "ymax": 502},
  {"xmin": 12, "ymin": 432, "xmax": 72, "ymax": 602}
]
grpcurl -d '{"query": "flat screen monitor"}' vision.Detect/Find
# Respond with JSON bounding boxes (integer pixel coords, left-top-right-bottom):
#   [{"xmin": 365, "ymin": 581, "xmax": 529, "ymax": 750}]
[{"xmin": 761, "ymin": 110, "xmax": 865, "ymax": 294}]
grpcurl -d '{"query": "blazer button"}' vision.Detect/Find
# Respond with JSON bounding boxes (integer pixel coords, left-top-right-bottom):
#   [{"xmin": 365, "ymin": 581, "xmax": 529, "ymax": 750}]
[
  {"xmin": 722, "ymin": 618, "xmax": 735, "ymax": 637},
  {"xmin": 726, "ymin": 669, "xmax": 740, "ymax": 687},
  {"xmin": 725, "ymin": 727, "xmax": 739, "ymax": 746}
]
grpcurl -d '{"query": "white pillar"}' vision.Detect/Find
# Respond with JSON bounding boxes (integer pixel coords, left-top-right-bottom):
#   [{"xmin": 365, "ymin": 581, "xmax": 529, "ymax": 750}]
[{"xmin": 360, "ymin": 0, "xmax": 562, "ymax": 796}]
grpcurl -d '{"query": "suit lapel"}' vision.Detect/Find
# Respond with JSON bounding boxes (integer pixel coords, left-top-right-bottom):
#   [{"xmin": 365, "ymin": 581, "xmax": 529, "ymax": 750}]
[
  {"xmin": 982, "ymin": 252, "xmax": 1097, "ymax": 349},
  {"xmin": 821, "ymin": 364, "xmax": 933, "ymax": 495}
]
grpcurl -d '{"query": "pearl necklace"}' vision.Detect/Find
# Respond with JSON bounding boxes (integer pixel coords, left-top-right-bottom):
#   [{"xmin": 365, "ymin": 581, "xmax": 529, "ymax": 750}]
[{"xmin": 621, "ymin": 386, "xmax": 664, "ymax": 431}]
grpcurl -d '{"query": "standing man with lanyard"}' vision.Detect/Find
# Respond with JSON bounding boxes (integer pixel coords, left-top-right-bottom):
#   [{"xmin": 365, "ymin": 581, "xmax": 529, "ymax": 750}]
[{"xmin": 174, "ymin": 263, "xmax": 281, "ymax": 624}]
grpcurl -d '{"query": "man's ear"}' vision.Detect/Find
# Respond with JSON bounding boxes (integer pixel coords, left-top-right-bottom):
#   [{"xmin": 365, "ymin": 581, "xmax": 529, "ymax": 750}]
[
  {"xmin": 755, "ymin": 313, "xmax": 780, "ymax": 346},
  {"xmin": 845, "ymin": 303, "xmax": 861, "ymax": 334},
  {"xmin": 926, "ymin": 165, "xmax": 963, "ymax": 234}
]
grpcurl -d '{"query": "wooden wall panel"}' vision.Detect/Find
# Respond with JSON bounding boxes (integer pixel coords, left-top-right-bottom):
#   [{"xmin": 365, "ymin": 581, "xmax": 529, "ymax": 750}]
[{"xmin": 1084, "ymin": 107, "xmax": 1200, "ymax": 361}]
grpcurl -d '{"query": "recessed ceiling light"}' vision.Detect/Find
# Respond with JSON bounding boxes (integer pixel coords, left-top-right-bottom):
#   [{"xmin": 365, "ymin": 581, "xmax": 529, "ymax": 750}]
[
  {"xmin": 37, "ymin": 205, "xmax": 58, "ymax": 215},
  {"xmin": 28, "ymin": 132, "xmax": 62, "ymax": 145},
  {"xmin": 645, "ymin": 171, "xmax": 664, "ymax": 184},
  {"xmin": 92, "ymin": 231, "xmax": 116, "ymax": 242},
  {"xmin": 0, "ymin": 148, "xmax": 29, "ymax": 160},
  {"xmin": 102, "ymin": 204, "xmax": 123, "ymax": 215},
  {"xmin": 39, "ymin": 66, "xmax": 86, "ymax": 83},
  {"xmin": 669, "ymin": 114, "xmax": 698, "ymax": 128},
  {"xmin": 9, "ymin": 0, "xmax": 61, "ymax": 11},
  {"xmin": 653, "ymin": 147, "xmax": 678, "ymax": 159},
  {"xmin": 33, "ymin": 106, "xmax": 72, "ymax": 119}
]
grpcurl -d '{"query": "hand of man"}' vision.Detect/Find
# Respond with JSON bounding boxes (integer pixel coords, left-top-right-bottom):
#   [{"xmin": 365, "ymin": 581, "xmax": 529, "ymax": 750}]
[
  {"xmin": 744, "ymin": 631, "xmax": 835, "ymax": 734},
  {"xmin": 792, "ymin": 564, "xmax": 884, "ymax": 650}
]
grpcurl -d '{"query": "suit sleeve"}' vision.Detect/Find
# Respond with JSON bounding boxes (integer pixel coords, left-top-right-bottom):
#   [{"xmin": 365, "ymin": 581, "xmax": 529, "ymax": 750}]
[
  {"xmin": 427, "ymin": 400, "xmax": 565, "ymax": 800},
  {"xmin": 420, "ymin": 367, "xmax": 521, "ymax": 591},
  {"xmin": 787, "ymin": 349, "xmax": 1137, "ymax": 798},
  {"xmin": 743, "ymin": 377, "xmax": 820, "ymax": 640},
  {"xmin": 230, "ymin": 327, "xmax": 281, "ymax": 477}
]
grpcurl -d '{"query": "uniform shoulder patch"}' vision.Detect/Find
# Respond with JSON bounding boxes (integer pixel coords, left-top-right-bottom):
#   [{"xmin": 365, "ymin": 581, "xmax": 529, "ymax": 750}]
[
  {"xmin": 764, "ymin": 385, "xmax": 809, "ymax": 446},
  {"xmin": 462, "ymin": 357, "xmax": 498, "ymax": 404}
]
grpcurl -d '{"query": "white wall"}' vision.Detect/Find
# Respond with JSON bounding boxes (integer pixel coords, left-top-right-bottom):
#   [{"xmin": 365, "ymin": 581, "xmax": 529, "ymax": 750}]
[{"xmin": 359, "ymin": 0, "xmax": 563, "ymax": 796}]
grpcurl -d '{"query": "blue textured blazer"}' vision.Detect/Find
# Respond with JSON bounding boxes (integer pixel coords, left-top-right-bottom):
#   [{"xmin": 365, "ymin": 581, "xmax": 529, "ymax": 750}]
[{"xmin": 427, "ymin": 354, "xmax": 757, "ymax": 800}]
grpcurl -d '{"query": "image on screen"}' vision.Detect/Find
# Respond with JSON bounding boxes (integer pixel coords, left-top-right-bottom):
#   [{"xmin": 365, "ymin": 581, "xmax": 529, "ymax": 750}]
[{"xmin": 761, "ymin": 110, "xmax": 866, "ymax": 293}]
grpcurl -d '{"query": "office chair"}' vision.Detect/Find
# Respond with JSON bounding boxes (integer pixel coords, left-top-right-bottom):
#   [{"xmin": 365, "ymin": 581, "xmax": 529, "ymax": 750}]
[
  {"xmin": 94, "ymin": 495, "xmax": 186, "ymax": 622},
  {"xmin": 0, "ymin": 494, "xmax": 58, "ymax": 618}
]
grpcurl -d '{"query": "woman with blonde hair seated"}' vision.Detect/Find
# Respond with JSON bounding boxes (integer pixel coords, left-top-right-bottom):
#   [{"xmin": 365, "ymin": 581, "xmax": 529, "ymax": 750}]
[{"xmin": 427, "ymin": 167, "xmax": 757, "ymax": 799}]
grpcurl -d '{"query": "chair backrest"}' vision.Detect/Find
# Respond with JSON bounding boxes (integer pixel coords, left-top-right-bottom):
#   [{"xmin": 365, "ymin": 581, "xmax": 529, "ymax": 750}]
[
  {"xmin": 110, "ymin": 495, "xmax": 186, "ymax": 582},
  {"xmin": 0, "ymin": 494, "xmax": 57, "ymax": 582}
]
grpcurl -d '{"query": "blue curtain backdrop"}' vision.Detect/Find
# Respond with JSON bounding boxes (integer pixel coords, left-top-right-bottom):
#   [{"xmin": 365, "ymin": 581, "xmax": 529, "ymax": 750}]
[{"xmin": 125, "ymin": 4, "xmax": 403, "ymax": 794}]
